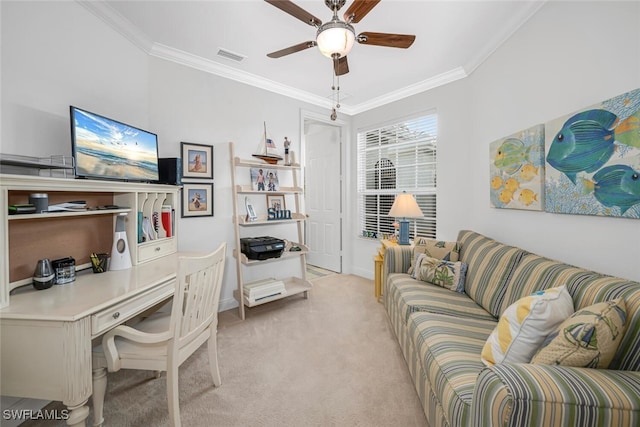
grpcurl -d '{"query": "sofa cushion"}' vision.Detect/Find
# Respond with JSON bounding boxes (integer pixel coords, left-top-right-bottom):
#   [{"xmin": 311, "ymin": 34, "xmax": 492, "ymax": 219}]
[
  {"xmin": 497, "ymin": 252, "xmax": 640, "ymax": 370},
  {"xmin": 407, "ymin": 237, "xmax": 460, "ymax": 275},
  {"xmin": 532, "ymin": 298, "xmax": 628, "ymax": 368},
  {"xmin": 414, "ymin": 254, "xmax": 467, "ymax": 292},
  {"xmin": 408, "ymin": 311, "xmax": 498, "ymax": 427},
  {"xmin": 499, "ymin": 254, "xmax": 585, "ymax": 316},
  {"xmin": 457, "ymin": 230, "xmax": 528, "ymax": 317},
  {"xmin": 387, "ymin": 273, "xmax": 497, "ymax": 325},
  {"xmin": 481, "ymin": 286, "xmax": 574, "ymax": 366}
]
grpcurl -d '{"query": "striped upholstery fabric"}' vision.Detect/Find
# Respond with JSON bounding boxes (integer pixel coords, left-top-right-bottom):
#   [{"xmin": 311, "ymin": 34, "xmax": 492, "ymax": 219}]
[
  {"xmin": 409, "ymin": 312, "xmax": 498, "ymax": 427},
  {"xmin": 500, "ymin": 253, "xmax": 640, "ymax": 371},
  {"xmin": 499, "ymin": 254, "xmax": 586, "ymax": 315},
  {"xmin": 472, "ymin": 364, "xmax": 640, "ymax": 427},
  {"xmin": 387, "ymin": 273, "xmax": 496, "ymax": 325},
  {"xmin": 457, "ymin": 230, "xmax": 528, "ymax": 317},
  {"xmin": 382, "ymin": 244, "xmax": 413, "ymax": 298},
  {"xmin": 382, "ymin": 230, "xmax": 640, "ymax": 426},
  {"xmin": 388, "ymin": 308, "xmax": 450, "ymax": 427}
]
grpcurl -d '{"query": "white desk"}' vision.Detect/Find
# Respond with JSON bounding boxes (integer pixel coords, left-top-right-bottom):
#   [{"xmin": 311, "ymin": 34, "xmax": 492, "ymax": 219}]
[{"xmin": 0, "ymin": 254, "xmax": 181, "ymax": 427}]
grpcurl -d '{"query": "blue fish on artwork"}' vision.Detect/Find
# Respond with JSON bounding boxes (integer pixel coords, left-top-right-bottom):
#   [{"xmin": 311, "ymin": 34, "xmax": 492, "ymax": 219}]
[
  {"xmin": 579, "ymin": 164, "xmax": 640, "ymax": 214},
  {"xmin": 547, "ymin": 109, "xmax": 640, "ymax": 184}
]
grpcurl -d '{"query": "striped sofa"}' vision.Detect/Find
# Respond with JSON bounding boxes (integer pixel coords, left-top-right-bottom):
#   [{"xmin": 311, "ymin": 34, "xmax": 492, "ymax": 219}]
[{"xmin": 383, "ymin": 230, "xmax": 640, "ymax": 427}]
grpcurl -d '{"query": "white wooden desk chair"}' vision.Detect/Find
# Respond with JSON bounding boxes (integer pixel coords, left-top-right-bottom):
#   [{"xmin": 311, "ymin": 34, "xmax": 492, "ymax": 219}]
[{"xmin": 91, "ymin": 242, "xmax": 227, "ymax": 427}]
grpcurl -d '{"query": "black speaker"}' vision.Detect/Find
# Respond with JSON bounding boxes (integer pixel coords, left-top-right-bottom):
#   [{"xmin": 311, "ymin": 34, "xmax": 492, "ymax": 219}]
[{"xmin": 158, "ymin": 158, "xmax": 182, "ymax": 185}]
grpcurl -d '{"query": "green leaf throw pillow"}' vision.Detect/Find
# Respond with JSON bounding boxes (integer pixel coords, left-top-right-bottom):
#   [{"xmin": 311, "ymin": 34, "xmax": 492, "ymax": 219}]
[
  {"xmin": 414, "ymin": 254, "xmax": 467, "ymax": 292},
  {"xmin": 531, "ymin": 298, "xmax": 627, "ymax": 368}
]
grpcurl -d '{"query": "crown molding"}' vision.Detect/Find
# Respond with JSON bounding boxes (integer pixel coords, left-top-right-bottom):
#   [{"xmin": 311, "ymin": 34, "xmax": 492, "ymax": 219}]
[
  {"xmin": 148, "ymin": 43, "xmax": 337, "ymax": 112},
  {"xmin": 76, "ymin": 0, "xmax": 153, "ymax": 53},
  {"xmin": 463, "ymin": 0, "xmax": 547, "ymax": 76},
  {"xmin": 77, "ymin": 0, "xmax": 542, "ymax": 115},
  {"xmin": 348, "ymin": 67, "xmax": 468, "ymax": 115}
]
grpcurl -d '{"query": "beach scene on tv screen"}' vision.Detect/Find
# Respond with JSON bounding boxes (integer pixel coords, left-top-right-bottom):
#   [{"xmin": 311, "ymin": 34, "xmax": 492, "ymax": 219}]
[{"xmin": 73, "ymin": 109, "xmax": 159, "ymax": 181}]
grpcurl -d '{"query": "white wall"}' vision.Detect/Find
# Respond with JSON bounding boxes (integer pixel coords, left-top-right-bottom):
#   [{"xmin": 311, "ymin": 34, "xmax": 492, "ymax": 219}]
[
  {"xmin": 467, "ymin": 1, "xmax": 640, "ymax": 281},
  {"xmin": 1, "ymin": 1, "xmax": 149, "ymax": 157},
  {"xmin": 146, "ymin": 58, "xmax": 331, "ymax": 309},
  {"xmin": 350, "ymin": 1, "xmax": 640, "ymax": 282}
]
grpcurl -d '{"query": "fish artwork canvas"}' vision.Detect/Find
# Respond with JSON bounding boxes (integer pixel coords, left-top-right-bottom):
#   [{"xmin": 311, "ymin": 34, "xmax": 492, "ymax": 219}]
[
  {"xmin": 490, "ymin": 124, "xmax": 545, "ymax": 211},
  {"xmin": 545, "ymin": 88, "xmax": 640, "ymax": 219}
]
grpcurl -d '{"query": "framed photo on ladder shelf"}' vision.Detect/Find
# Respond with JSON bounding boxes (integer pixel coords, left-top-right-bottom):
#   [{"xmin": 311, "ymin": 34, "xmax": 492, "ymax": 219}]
[
  {"xmin": 245, "ymin": 197, "xmax": 257, "ymax": 222},
  {"xmin": 250, "ymin": 167, "xmax": 279, "ymax": 191},
  {"xmin": 266, "ymin": 194, "xmax": 285, "ymax": 211}
]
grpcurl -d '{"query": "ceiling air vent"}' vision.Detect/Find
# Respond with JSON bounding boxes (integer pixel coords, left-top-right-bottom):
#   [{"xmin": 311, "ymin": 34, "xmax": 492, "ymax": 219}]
[{"xmin": 217, "ymin": 48, "xmax": 246, "ymax": 62}]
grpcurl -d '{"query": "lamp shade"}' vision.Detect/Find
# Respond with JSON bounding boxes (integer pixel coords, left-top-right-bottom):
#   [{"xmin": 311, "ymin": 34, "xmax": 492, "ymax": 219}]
[
  {"xmin": 316, "ymin": 21, "xmax": 355, "ymax": 58},
  {"xmin": 388, "ymin": 192, "xmax": 424, "ymax": 218}
]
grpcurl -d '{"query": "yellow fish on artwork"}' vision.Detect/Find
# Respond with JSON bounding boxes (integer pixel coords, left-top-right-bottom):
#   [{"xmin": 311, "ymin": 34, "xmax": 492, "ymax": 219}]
[
  {"xmin": 518, "ymin": 189, "xmax": 538, "ymax": 206},
  {"xmin": 519, "ymin": 164, "xmax": 539, "ymax": 182},
  {"xmin": 504, "ymin": 178, "xmax": 520, "ymax": 193},
  {"xmin": 499, "ymin": 189, "xmax": 514, "ymax": 204},
  {"xmin": 491, "ymin": 176, "xmax": 503, "ymax": 190}
]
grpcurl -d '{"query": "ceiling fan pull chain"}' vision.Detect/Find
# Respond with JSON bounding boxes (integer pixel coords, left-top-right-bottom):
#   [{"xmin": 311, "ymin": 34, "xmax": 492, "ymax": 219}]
[
  {"xmin": 336, "ymin": 74, "xmax": 341, "ymax": 109},
  {"xmin": 330, "ymin": 71, "xmax": 338, "ymax": 121}
]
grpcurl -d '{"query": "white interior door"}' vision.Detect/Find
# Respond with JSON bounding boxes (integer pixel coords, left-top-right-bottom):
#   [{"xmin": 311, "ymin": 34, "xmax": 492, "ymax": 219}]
[{"xmin": 304, "ymin": 120, "xmax": 342, "ymax": 272}]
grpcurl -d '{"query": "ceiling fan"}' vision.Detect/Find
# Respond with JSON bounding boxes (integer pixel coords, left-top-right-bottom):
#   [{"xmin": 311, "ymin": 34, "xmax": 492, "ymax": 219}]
[{"xmin": 265, "ymin": 0, "xmax": 416, "ymax": 76}]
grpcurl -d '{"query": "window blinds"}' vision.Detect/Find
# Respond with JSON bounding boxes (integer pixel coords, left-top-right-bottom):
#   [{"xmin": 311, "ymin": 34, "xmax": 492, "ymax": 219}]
[{"xmin": 357, "ymin": 113, "xmax": 437, "ymax": 239}]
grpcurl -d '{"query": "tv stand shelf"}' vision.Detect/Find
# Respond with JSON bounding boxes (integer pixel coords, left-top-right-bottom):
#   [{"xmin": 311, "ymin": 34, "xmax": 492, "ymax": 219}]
[{"xmin": 0, "ymin": 174, "xmax": 180, "ymax": 308}]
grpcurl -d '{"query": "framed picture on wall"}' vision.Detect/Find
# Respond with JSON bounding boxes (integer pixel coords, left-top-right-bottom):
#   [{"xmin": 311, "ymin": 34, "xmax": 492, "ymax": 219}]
[
  {"xmin": 181, "ymin": 182, "xmax": 213, "ymax": 217},
  {"xmin": 181, "ymin": 142, "xmax": 213, "ymax": 179}
]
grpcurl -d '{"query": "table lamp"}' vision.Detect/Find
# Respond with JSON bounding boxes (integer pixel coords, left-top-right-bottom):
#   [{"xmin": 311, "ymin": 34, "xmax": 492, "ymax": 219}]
[{"xmin": 388, "ymin": 192, "xmax": 424, "ymax": 245}]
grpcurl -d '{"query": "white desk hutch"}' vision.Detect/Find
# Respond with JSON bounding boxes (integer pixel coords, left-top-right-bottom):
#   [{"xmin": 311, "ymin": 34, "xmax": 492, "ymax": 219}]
[{"xmin": 0, "ymin": 173, "xmax": 181, "ymax": 427}]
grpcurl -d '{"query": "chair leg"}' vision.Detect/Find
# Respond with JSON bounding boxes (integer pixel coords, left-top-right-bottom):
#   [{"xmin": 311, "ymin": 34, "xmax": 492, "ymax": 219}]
[
  {"xmin": 207, "ymin": 332, "xmax": 222, "ymax": 387},
  {"xmin": 91, "ymin": 367, "xmax": 107, "ymax": 427},
  {"xmin": 166, "ymin": 365, "xmax": 181, "ymax": 427}
]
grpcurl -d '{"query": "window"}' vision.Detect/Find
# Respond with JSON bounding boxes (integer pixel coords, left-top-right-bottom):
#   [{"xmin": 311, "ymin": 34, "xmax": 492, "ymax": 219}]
[{"xmin": 357, "ymin": 112, "xmax": 437, "ymax": 240}]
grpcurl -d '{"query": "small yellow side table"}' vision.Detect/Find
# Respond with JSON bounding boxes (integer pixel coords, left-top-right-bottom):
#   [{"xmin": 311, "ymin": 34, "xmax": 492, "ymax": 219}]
[
  {"xmin": 374, "ymin": 239, "xmax": 400, "ymax": 302},
  {"xmin": 373, "ymin": 254, "xmax": 384, "ymax": 301}
]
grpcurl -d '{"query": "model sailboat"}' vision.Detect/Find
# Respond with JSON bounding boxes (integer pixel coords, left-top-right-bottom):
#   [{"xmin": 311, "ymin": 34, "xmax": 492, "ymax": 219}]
[{"xmin": 252, "ymin": 122, "xmax": 283, "ymax": 165}]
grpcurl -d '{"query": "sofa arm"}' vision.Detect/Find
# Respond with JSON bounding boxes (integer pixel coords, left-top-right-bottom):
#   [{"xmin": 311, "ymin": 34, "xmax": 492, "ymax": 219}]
[
  {"xmin": 472, "ymin": 363, "xmax": 640, "ymax": 427},
  {"xmin": 382, "ymin": 245, "xmax": 414, "ymax": 277}
]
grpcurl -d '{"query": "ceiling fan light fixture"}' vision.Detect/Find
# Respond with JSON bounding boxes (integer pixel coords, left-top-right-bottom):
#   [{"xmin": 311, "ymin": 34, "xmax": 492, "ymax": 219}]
[{"xmin": 316, "ymin": 21, "xmax": 355, "ymax": 58}]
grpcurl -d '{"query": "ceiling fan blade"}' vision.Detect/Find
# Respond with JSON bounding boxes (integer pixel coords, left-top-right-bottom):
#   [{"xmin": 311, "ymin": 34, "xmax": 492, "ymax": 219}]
[
  {"xmin": 267, "ymin": 41, "xmax": 317, "ymax": 58},
  {"xmin": 264, "ymin": 0, "xmax": 322, "ymax": 27},
  {"xmin": 343, "ymin": 0, "xmax": 381, "ymax": 24},
  {"xmin": 334, "ymin": 56, "xmax": 349, "ymax": 76},
  {"xmin": 357, "ymin": 32, "xmax": 416, "ymax": 48}
]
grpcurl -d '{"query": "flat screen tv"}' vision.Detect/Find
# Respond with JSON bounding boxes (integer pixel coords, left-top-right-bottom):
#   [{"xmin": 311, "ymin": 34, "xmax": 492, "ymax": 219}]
[{"xmin": 70, "ymin": 106, "xmax": 159, "ymax": 182}]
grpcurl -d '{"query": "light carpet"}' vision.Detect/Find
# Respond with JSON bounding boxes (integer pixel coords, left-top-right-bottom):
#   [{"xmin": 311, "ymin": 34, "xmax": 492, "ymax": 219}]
[
  {"xmin": 24, "ymin": 274, "xmax": 426, "ymax": 427},
  {"xmin": 306, "ymin": 264, "xmax": 337, "ymax": 280}
]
